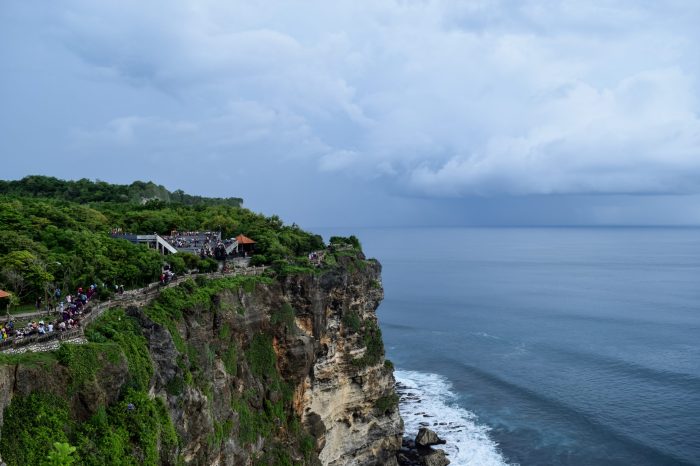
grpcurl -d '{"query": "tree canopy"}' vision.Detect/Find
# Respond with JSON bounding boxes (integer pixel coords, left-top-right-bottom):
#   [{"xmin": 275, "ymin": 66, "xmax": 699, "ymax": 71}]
[{"xmin": 0, "ymin": 176, "xmax": 324, "ymax": 303}]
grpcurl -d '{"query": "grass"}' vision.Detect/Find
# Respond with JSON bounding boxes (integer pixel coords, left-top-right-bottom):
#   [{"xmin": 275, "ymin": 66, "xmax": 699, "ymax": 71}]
[
  {"xmin": 223, "ymin": 345, "xmax": 238, "ymax": 376},
  {"xmin": 270, "ymin": 303, "xmax": 295, "ymax": 332},
  {"xmin": 246, "ymin": 333, "xmax": 277, "ymax": 379},
  {"xmin": 84, "ymin": 308, "xmax": 153, "ymax": 391},
  {"xmin": 56, "ymin": 343, "xmax": 123, "ymax": 394},
  {"xmin": 0, "ymin": 351, "xmax": 57, "ymax": 367}
]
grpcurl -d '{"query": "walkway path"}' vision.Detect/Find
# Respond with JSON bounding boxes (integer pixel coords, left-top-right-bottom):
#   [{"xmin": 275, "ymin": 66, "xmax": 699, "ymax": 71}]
[{"xmin": 0, "ymin": 267, "xmax": 266, "ymax": 354}]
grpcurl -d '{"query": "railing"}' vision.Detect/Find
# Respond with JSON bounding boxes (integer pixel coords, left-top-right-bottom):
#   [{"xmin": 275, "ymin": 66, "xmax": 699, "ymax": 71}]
[
  {"xmin": 0, "ymin": 267, "xmax": 267, "ymax": 353},
  {"xmin": 155, "ymin": 234, "xmax": 178, "ymax": 254},
  {"xmin": 0, "ymin": 328, "xmax": 83, "ymax": 352}
]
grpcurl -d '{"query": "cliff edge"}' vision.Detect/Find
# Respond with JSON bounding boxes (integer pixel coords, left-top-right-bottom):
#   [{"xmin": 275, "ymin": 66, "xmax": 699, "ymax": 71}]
[{"xmin": 0, "ymin": 250, "xmax": 402, "ymax": 465}]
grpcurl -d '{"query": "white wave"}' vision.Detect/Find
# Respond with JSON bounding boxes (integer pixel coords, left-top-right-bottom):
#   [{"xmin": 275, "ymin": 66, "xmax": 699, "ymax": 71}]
[
  {"xmin": 470, "ymin": 331, "xmax": 502, "ymax": 340},
  {"xmin": 395, "ymin": 369, "xmax": 510, "ymax": 466}
]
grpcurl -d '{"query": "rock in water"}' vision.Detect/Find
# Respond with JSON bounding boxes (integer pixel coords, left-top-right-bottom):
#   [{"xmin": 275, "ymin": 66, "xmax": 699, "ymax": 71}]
[
  {"xmin": 421, "ymin": 449, "xmax": 450, "ymax": 466},
  {"xmin": 415, "ymin": 427, "xmax": 446, "ymax": 447}
]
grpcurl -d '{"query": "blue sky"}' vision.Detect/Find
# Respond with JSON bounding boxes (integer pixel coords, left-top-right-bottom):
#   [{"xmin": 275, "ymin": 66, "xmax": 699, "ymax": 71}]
[{"xmin": 2, "ymin": 0, "xmax": 700, "ymax": 226}]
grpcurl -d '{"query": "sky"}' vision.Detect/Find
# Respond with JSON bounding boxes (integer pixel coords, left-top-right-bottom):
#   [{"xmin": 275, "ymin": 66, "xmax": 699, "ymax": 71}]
[{"xmin": 2, "ymin": 0, "xmax": 700, "ymax": 227}]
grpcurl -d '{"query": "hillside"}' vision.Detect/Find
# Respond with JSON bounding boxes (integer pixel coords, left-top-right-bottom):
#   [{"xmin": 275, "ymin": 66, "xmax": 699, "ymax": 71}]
[
  {"xmin": 0, "ymin": 176, "xmax": 323, "ymax": 306},
  {"xmin": 0, "ymin": 176, "xmax": 402, "ymax": 466}
]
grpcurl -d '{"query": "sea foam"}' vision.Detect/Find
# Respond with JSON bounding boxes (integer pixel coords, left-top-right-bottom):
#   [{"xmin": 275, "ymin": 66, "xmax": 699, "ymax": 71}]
[{"xmin": 395, "ymin": 370, "xmax": 510, "ymax": 466}]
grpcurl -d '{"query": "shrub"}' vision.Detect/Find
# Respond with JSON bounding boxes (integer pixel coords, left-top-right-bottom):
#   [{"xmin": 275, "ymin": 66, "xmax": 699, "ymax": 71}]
[
  {"xmin": 223, "ymin": 345, "xmax": 238, "ymax": 376},
  {"xmin": 342, "ymin": 311, "xmax": 361, "ymax": 333},
  {"xmin": 270, "ymin": 303, "xmax": 295, "ymax": 332},
  {"xmin": 246, "ymin": 333, "xmax": 277, "ymax": 379},
  {"xmin": 351, "ymin": 320, "xmax": 384, "ymax": 369},
  {"xmin": 0, "ymin": 392, "xmax": 72, "ymax": 466},
  {"xmin": 45, "ymin": 442, "xmax": 78, "ymax": 466},
  {"xmin": 374, "ymin": 394, "xmax": 399, "ymax": 415},
  {"xmin": 84, "ymin": 308, "xmax": 153, "ymax": 391}
]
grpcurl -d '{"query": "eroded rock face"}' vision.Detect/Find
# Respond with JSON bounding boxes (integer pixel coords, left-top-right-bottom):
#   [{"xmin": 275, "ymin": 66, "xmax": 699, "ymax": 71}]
[{"xmin": 282, "ymin": 258, "xmax": 403, "ymax": 466}]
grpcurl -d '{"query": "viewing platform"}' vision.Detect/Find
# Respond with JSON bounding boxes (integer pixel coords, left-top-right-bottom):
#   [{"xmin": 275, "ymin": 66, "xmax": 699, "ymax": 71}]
[{"xmin": 110, "ymin": 230, "xmax": 255, "ymax": 258}]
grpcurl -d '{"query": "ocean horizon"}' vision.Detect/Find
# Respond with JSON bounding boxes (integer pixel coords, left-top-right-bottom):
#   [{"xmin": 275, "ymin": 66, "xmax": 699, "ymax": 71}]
[{"xmin": 319, "ymin": 226, "xmax": 700, "ymax": 465}]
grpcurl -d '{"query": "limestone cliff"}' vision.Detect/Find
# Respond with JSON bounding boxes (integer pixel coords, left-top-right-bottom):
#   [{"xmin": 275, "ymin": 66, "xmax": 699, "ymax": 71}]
[{"xmin": 0, "ymin": 251, "xmax": 402, "ymax": 465}]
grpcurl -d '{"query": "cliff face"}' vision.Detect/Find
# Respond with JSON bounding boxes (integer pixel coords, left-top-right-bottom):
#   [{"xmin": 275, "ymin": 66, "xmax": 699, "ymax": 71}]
[
  {"xmin": 0, "ymin": 253, "xmax": 402, "ymax": 465},
  {"xmin": 285, "ymin": 259, "xmax": 403, "ymax": 466}
]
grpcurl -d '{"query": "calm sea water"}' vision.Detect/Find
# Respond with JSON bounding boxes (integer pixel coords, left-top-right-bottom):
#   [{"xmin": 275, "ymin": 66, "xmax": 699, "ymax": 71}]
[{"xmin": 319, "ymin": 227, "xmax": 700, "ymax": 465}]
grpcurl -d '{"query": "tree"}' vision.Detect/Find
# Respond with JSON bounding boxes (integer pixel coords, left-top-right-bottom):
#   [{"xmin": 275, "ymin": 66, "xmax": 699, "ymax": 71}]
[
  {"xmin": 0, "ymin": 250, "xmax": 54, "ymax": 300},
  {"xmin": 5, "ymin": 292, "xmax": 19, "ymax": 319}
]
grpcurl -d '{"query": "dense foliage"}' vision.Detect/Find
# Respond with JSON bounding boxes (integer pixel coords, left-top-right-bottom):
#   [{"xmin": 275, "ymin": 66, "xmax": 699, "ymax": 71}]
[
  {"xmin": 2, "ymin": 309, "xmax": 172, "ymax": 465},
  {"xmin": 0, "ymin": 177, "xmax": 374, "ymax": 465},
  {"xmin": 0, "ymin": 176, "xmax": 324, "ymax": 304},
  {"xmin": 0, "ymin": 175, "xmax": 243, "ymax": 207}
]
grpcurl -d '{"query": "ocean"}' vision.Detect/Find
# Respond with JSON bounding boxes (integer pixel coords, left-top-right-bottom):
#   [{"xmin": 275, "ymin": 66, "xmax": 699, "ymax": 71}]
[{"xmin": 319, "ymin": 227, "xmax": 700, "ymax": 465}]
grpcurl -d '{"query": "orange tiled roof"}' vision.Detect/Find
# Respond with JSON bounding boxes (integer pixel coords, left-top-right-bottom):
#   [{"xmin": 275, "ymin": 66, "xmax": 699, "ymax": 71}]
[{"xmin": 235, "ymin": 234, "xmax": 256, "ymax": 244}]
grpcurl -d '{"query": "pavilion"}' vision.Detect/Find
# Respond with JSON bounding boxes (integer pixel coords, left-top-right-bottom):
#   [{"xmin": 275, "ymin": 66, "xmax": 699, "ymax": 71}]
[{"xmin": 235, "ymin": 234, "xmax": 256, "ymax": 256}]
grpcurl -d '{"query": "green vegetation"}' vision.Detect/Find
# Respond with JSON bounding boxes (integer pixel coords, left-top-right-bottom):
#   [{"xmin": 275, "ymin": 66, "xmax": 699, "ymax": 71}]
[
  {"xmin": 0, "ymin": 350, "xmax": 58, "ymax": 367},
  {"xmin": 0, "ymin": 392, "xmax": 71, "ymax": 466},
  {"xmin": 374, "ymin": 393, "xmax": 399, "ymax": 415},
  {"xmin": 223, "ymin": 345, "xmax": 238, "ymax": 376},
  {"xmin": 84, "ymin": 308, "xmax": 153, "ymax": 390},
  {"xmin": 144, "ymin": 276, "xmax": 271, "ymax": 352},
  {"xmin": 342, "ymin": 310, "xmax": 362, "ymax": 333},
  {"xmin": 46, "ymin": 442, "xmax": 78, "ymax": 466},
  {"xmin": 271, "ymin": 302, "xmax": 296, "ymax": 332},
  {"xmin": 73, "ymin": 391, "xmax": 177, "ymax": 465},
  {"xmin": 246, "ymin": 333, "xmax": 277, "ymax": 379},
  {"xmin": 0, "ymin": 175, "xmax": 325, "ymax": 305},
  {"xmin": 56, "ymin": 343, "xmax": 122, "ymax": 394},
  {"xmin": 209, "ymin": 419, "xmax": 234, "ymax": 449},
  {"xmin": 351, "ymin": 319, "xmax": 385, "ymax": 369},
  {"xmin": 0, "ymin": 177, "xmax": 379, "ymax": 465},
  {"xmin": 0, "ymin": 305, "xmax": 177, "ymax": 466},
  {"xmin": 329, "ymin": 235, "xmax": 361, "ymax": 250},
  {"xmin": 0, "ymin": 176, "xmax": 242, "ymax": 207},
  {"xmin": 221, "ymin": 331, "xmax": 308, "ymax": 460},
  {"xmin": 253, "ymin": 446, "xmax": 294, "ymax": 466}
]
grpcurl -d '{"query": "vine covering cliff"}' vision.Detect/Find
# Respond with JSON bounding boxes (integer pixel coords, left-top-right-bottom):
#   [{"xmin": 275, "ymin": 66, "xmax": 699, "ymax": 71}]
[{"xmin": 0, "ymin": 249, "xmax": 402, "ymax": 465}]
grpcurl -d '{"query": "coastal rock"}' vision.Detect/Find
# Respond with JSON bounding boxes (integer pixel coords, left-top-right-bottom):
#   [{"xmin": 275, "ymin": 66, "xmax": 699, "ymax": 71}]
[
  {"xmin": 291, "ymin": 257, "xmax": 402, "ymax": 465},
  {"xmin": 421, "ymin": 449, "xmax": 450, "ymax": 466},
  {"xmin": 415, "ymin": 427, "xmax": 446, "ymax": 447},
  {"xmin": 398, "ymin": 434, "xmax": 451, "ymax": 466}
]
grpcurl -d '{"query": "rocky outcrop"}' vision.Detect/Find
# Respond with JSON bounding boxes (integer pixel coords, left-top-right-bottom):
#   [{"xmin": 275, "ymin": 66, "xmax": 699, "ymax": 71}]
[
  {"xmin": 421, "ymin": 450, "xmax": 450, "ymax": 466},
  {"xmin": 284, "ymin": 258, "xmax": 403, "ymax": 466},
  {"xmin": 397, "ymin": 429, "xmax": 450, "ymax": 466},
  {"xmin": 415, "ymin": 428, "xmax": 446, "ymax": 448}
]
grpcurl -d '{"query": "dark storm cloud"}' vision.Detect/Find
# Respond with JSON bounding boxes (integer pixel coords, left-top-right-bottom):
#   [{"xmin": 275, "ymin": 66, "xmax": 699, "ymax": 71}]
[{"xmin": 2, "ymin": 0, "xmax": 700, "ymax": 225}]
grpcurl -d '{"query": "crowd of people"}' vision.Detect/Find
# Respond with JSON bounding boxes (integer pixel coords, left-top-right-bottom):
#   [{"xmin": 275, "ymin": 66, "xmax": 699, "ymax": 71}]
[
  {"xmin": 159, "ymin": 268, "xmax": 175, "ymax": 285},
  {"xmin": 0, "ymin": 284, "xmax": 99, "ymax": 344},
  {"xmin": 163, "ymin": 230, "xmax": 233, "ymax": 260},
  {"xmin": 308, "ymin": 251, "xmax": 326, "ymax": 266}
]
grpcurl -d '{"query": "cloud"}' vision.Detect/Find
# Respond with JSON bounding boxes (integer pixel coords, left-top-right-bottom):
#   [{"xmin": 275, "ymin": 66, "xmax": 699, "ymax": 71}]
[
  {"xmin": 6, "ymin": 0, "xmax": 700, "ymax": 204},
  {"xmin": 408, "ymin": 67, "xmax": 700, "ymax": 196}
]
